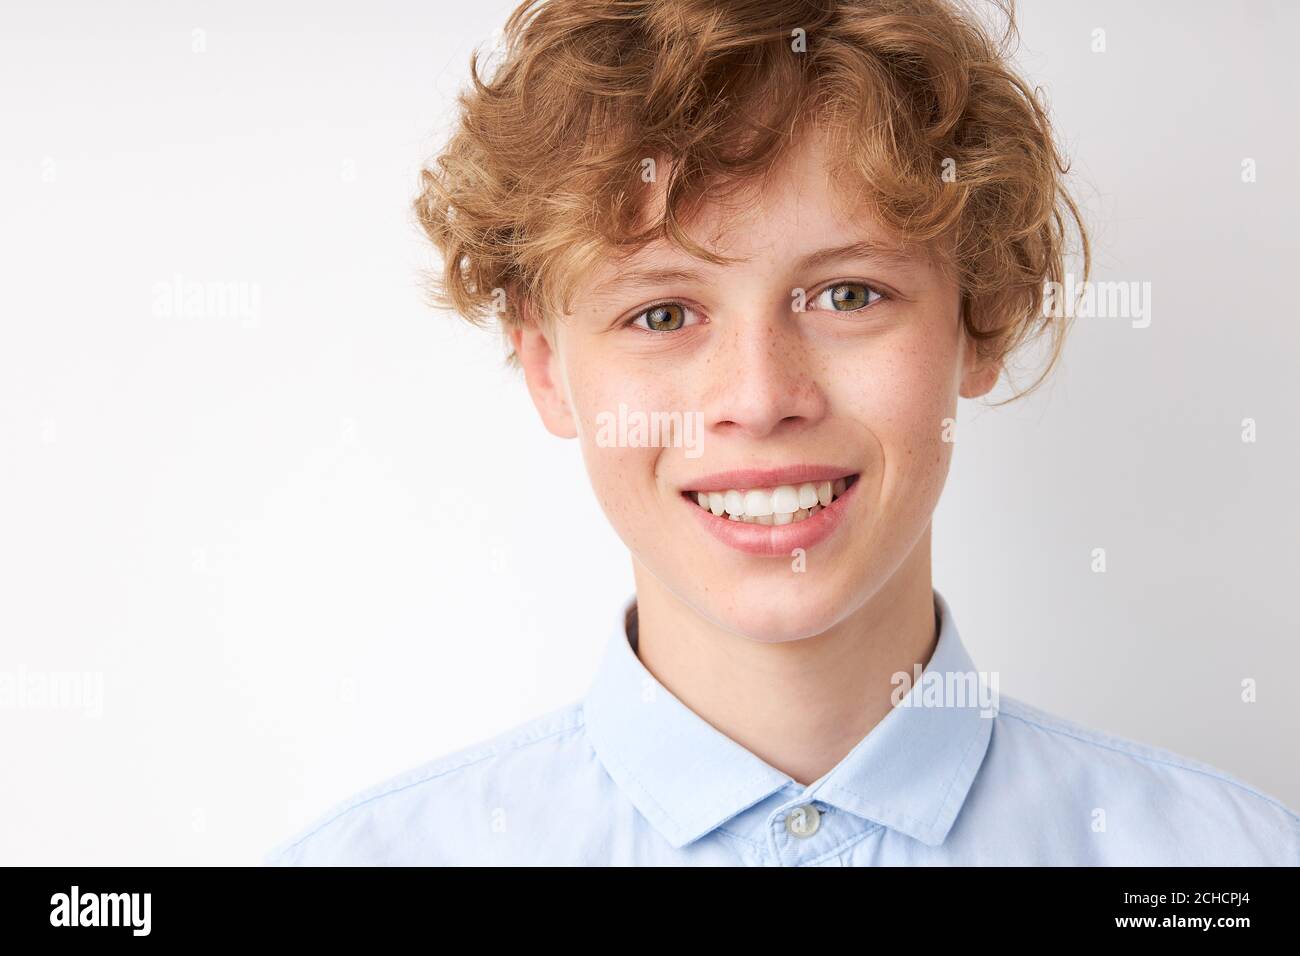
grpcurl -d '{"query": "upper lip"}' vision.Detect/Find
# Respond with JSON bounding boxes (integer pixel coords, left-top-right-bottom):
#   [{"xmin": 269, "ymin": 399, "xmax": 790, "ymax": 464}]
[{"xmin": 681, "ymin": 465, "xmax": 858, "ymax": 493}]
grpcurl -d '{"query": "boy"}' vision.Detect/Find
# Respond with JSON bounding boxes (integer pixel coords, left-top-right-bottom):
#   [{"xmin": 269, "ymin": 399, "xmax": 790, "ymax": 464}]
[{"xmin": 267, "ymin": 0, "xmax": 1299, "ymax": 865}]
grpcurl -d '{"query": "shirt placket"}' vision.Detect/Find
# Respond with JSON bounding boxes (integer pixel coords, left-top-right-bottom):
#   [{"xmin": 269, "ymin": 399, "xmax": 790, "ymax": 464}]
[{"xmin": 765, "ymin": 797, "xmax": 865, "ymax": 865}]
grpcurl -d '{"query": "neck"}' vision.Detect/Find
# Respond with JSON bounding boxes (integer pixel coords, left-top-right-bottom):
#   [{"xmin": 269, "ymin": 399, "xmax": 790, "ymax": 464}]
[{"xmin": 630, "ymin": 530, "xmax": 938, "ymax": 787}]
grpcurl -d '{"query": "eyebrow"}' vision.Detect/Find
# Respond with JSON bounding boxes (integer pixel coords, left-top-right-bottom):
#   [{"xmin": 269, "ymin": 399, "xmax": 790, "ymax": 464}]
[
  {"xmin": 593, "ymin": 239, "xmax": 917, "ymax": 296},
  {"xmin": 797, "ymin": 238, "xmax": 916, "ymax": 270}
]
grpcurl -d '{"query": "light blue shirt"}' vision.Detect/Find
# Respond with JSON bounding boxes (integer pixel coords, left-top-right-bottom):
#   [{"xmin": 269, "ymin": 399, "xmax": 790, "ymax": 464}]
[{"xmin": 266, "ymin": 589, "xmax": 1299, "ymax": 865}]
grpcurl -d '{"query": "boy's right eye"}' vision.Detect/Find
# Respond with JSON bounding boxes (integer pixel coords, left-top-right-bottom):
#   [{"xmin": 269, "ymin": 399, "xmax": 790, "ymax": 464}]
[{"xmin": 627, "ymin": 302, "xmax": 702, "ymax": 333}]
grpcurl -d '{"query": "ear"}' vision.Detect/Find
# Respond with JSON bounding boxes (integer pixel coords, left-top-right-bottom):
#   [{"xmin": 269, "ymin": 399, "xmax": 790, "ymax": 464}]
[
  {"xmin": 956, "ymin": 299, "xmax": 1001, "ymax": 399},
  {"xmin": 959, "ymin": 343, "xmax": 1001, "ymax": 399},
  {"xmin": 510, "ymin": 305, "xmax": 577, "ymax": 439}
]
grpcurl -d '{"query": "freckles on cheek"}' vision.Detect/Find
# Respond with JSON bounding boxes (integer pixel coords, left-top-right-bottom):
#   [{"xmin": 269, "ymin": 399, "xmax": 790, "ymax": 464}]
[
  {"xmin": 585, "ymin": 447, "xmax": 666, "ymax": 554},
  {"xmin": 567, "ymin": 356, "xmax": 682, "ymax": 437},
  {"xmin": 889, "ymin": 365, "xmax": 958, "ymax": 506},
  {"xmin": 832, "ymin": 339, "xmax": 955, "ymax": 485}
]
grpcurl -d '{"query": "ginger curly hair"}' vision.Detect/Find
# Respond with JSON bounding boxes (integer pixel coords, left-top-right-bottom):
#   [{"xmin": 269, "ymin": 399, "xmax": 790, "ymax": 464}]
[{"xmin": 413, "ymin": 0, "xmax": 1090, "ymax": 404}]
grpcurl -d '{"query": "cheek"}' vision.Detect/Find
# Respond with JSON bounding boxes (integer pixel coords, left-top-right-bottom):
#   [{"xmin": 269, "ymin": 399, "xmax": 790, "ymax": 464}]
[
  {"xmin": 567, "ymin": 355, "xmax": 683, "ymax": 461},
  {"xmin": 563, "ymin": 352, "xmax": 681, "ymax": 541},
  {"xmin": 564, "ymin": 335, "xmax": 683, "ymax": 428},
  {"xmin": 829, "ymin": 324, "xmax": 960, "ymax": 503}
]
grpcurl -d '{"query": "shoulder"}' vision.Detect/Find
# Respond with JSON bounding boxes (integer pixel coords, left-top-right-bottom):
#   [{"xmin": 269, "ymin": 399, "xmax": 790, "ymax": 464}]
[
  {"xmin": 984, "ymin": 694, "xmax": 1300, "ymax": 864},
  {"xmin": 264, "ymin": 700, "xmax": 598, "ymax": 866}
]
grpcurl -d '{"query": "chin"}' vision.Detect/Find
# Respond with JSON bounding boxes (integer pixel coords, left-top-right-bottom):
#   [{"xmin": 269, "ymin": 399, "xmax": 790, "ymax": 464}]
[{"xmin": 690, "ymin": 574, "xmax": 862, "ymax": 644}]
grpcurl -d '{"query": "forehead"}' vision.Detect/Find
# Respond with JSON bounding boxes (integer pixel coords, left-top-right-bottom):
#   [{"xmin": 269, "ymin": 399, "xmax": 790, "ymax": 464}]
[{"xmin": 584, "ymin": 128, "xmax": 927, "ymax": 298}]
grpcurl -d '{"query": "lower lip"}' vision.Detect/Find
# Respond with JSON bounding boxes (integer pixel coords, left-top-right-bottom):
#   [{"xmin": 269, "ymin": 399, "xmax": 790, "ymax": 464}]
[{"xmin": 682, "ymin": 478, "xmax": 859, "ymax": 557}]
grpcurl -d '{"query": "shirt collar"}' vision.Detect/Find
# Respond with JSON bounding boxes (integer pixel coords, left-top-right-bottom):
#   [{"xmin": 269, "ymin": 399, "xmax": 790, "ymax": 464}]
[{"xmin": 582, "ymin": 588, "xmax": 994, "ymax": 849}]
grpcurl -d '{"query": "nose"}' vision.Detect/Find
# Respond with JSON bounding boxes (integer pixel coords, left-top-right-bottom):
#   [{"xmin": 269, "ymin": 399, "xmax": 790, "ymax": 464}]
[{"xmin": 701, "ymin": 308, "xmax": 828, "ymax": 440}]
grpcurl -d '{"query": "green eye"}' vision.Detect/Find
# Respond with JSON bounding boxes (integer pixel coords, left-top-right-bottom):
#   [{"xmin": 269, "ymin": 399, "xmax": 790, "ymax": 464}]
[
  {"xmin": 825, "ymin": 282, "xmax": 879, "ymax": 311},
  {"xmin": 637, "ymin": 303, "xmax": 687, "ymax": 332}
]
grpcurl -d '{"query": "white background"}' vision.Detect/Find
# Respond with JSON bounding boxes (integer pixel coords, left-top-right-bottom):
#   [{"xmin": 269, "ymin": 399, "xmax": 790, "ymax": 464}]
[{"xmin": 1, "ymin": 0, "xmax": 1296, "ymax": 864}]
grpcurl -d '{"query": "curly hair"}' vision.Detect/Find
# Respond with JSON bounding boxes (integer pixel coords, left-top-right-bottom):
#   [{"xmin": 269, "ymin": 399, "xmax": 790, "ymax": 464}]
[{"xmin": 412, "ymin": 0, "xmax": 1090, "ymax": 404}]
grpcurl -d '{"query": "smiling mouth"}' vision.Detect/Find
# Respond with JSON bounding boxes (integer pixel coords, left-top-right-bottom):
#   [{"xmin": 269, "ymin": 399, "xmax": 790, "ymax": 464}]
[{"xmin": 682, "ymin": 474, "xmax": 859, "ymax": 525}]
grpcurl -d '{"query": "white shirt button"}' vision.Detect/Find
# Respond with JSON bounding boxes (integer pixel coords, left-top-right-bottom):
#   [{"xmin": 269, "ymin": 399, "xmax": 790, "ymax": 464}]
[{"xmin": 785, "ymin": 803, "xmax": 821, "ymax": 838}]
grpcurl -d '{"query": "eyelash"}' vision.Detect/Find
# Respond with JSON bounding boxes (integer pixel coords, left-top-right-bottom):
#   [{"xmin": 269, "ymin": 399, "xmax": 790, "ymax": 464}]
[
  {"xmin": 622, "ymin": 280, "xmax": 890, "ymax": 333},
  {"xmin": 624, "ymin": 301, "xmax": 705, "ymax": 334},
  {"xmin": 808, "ymin": 280, "xmax": 888, "ymax": 313}
]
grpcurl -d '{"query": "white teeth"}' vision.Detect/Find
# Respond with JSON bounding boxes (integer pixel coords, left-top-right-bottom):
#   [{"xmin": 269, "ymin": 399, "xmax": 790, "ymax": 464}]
[
  {"xmin": 743, "ymin": 489, "xmax": 773, "ymax": 517},
  {"xmin": 797, "ymin": 483, "xmax": 819, "ymax": 509},
  {"xmin": 771, "ymin": 485, "xmax": 800, "ymax": 514},
  {"xmin": 689, "ymin": 476, "xmax": 856, "ymax": 524}
]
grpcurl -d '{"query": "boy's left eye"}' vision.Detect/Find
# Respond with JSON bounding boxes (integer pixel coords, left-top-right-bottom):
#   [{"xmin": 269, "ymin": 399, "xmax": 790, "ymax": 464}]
[
  {"xmin": 628, "ymin": 302, "xmax": 702, "ymax": 332},
  {"xmin": 811, "ymin": 281, "xmax": 885, "ymax": 312}
]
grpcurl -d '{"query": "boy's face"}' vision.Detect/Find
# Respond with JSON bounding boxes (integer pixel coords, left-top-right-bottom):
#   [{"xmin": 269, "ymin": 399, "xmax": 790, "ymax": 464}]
[{"xmin": 513, "ymin": 128, "xmax": 998, "ymax": 642}]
